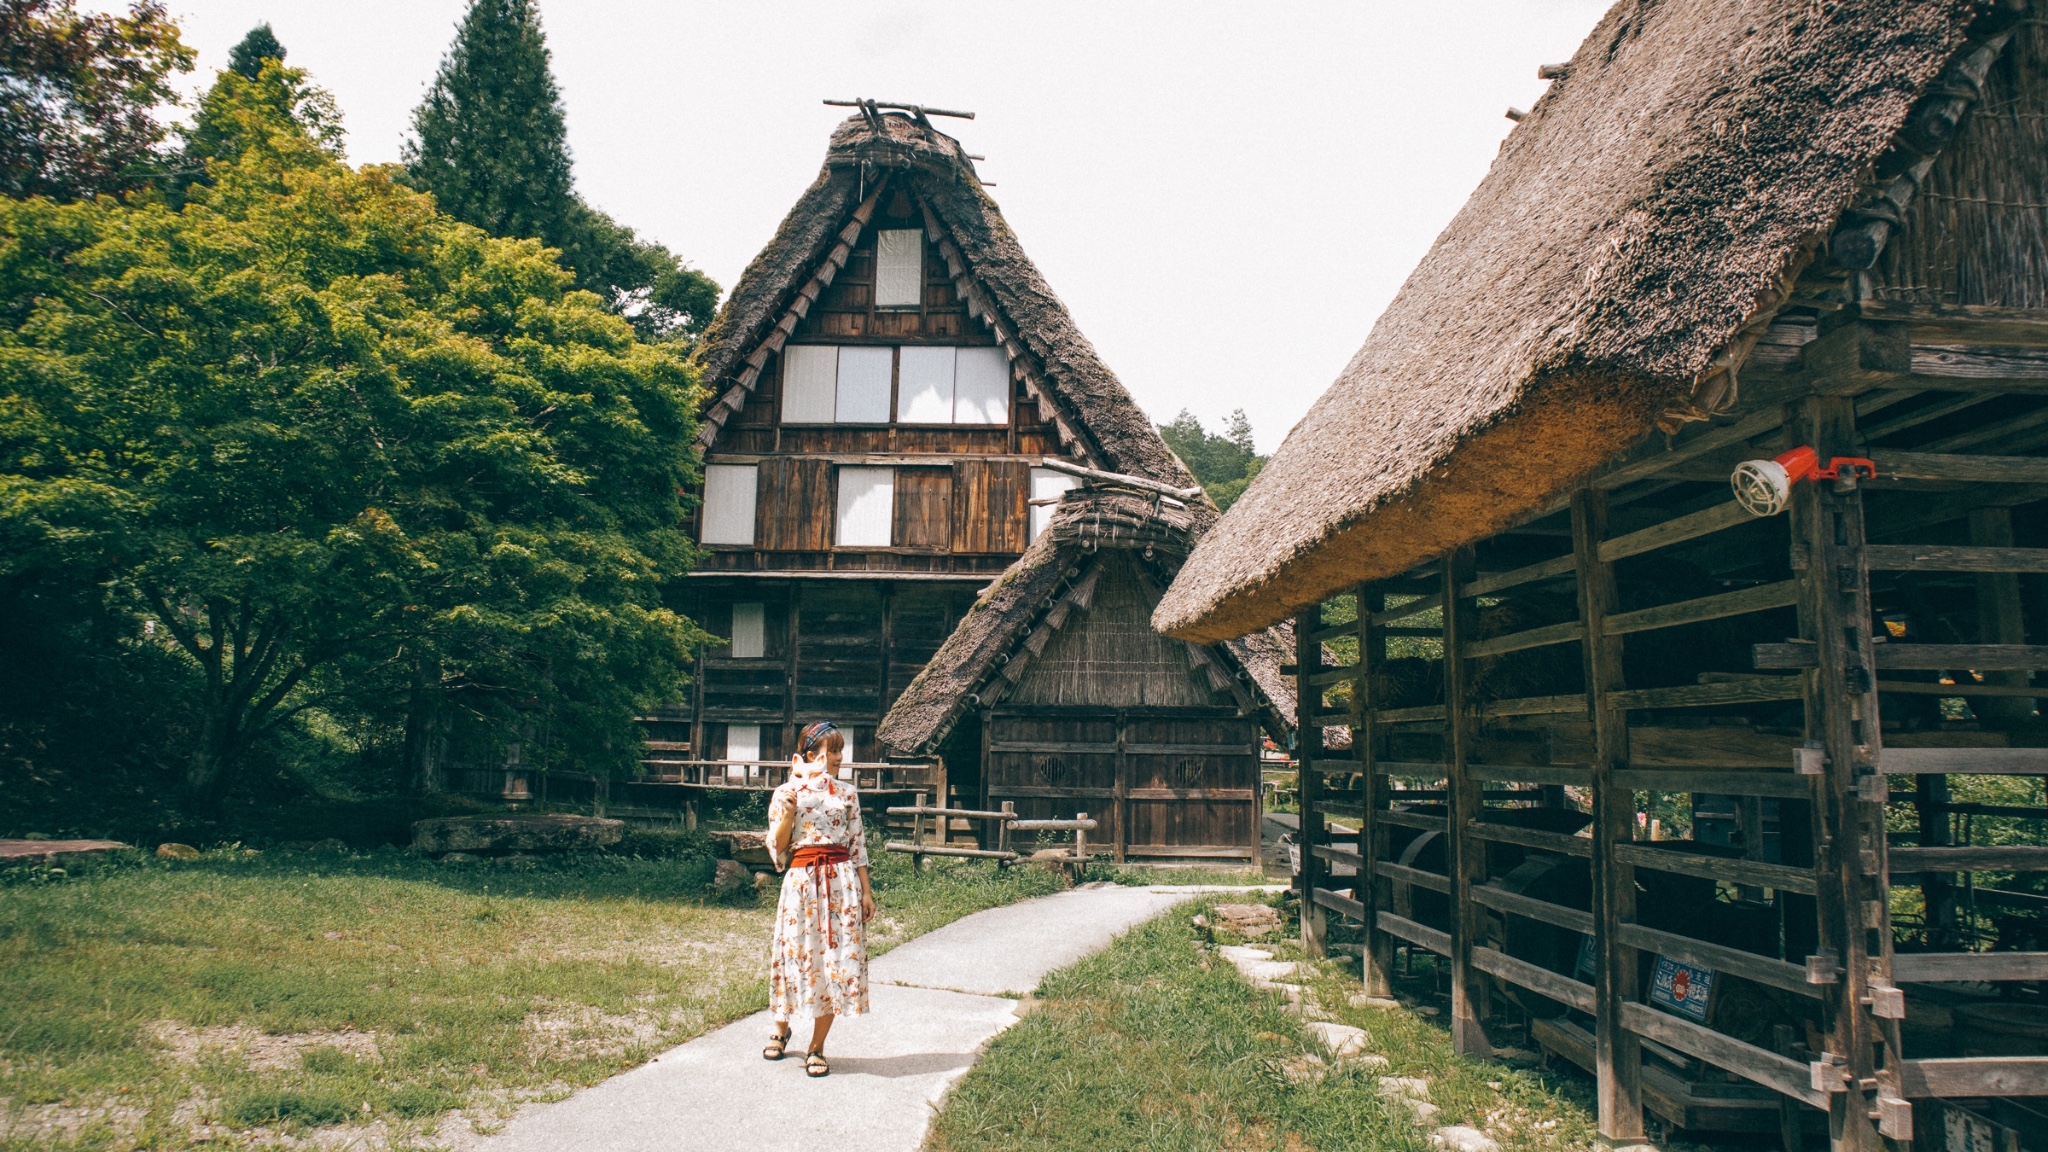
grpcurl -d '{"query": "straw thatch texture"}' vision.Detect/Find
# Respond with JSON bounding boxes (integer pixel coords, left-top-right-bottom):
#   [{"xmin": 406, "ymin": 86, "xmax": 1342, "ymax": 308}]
[
  {"xmin": 1155, "ymin": 0, "xmax": 1984, "ymax": 644},
  {"xmin": 693, "ymin": 114, "xmax": 1195, "ymax": 487},
  {"xmin": 877, "ymin": 489, "xmax": 1289, "ymax": 755}
]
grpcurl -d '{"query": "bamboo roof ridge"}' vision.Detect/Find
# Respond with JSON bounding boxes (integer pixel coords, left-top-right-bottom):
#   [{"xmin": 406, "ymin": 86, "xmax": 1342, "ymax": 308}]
[
  {"xmin": 1155, "ymin": 0, "xmax": 2002, "ymax": 644},
  {"xmin": 692, "ymin": 112, "xmax": 1198, "ymax": 488},
  {"xmin": 877, "ymin": 487, "xmax": 1293, "ymax": 757}
]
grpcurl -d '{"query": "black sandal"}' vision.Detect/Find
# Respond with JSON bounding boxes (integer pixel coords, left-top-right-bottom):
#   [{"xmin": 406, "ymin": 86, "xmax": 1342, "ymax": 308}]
[
  {"xmin": 763, "ymin": 1030, "xmax": 790, "ymax": 1060},
  {"xmin": 805, "ymin": 1049, "xmax": 829, "ymax": 1077}
]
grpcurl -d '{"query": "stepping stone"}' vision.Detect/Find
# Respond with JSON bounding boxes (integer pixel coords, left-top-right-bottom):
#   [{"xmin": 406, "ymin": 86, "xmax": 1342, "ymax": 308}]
[
  {"xmin": 1304, "ymin": 1021, "xmax": 1368, "ymax": 1056},
  {"xmin": 1211, "ymin": 903, "xmax": 1283, "ymax": 937},
  {"xmin": 1353, "ymin": 1053, "xmax": 1391, "ymax": 1070},
  {"xmin": 1431, "ymin": 1126, "xmax": 1500, "ymax": 1152},
  {"xmin": 1378, "ymin": 1076, "xmax": 1431, "ymax": 1100},
  {"xmin": 1350, "ymin": 993, "xmax": 1402, "ymax": 1009},
  {"xmin": 0, "ymin": 839, "xmax": 130, "ymax": 860},
  {"xmin": 1241, "ymin": 959, "xmax": 1305, "ymax": 983},
  {"xmin": 1217, "ymin": 945, "xmax": 1273, "ymax": 964}
]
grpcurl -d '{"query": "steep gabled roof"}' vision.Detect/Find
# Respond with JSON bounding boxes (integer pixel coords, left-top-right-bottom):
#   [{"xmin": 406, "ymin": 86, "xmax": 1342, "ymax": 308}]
[
  {"xmin": 1157, "ymin": 0, "xmax": 2015, "ymax": 644},
  {"xmin": 692, "ymin": 113, "xmax": 1197, "ymax": 488},
  {"xmin": 877, "ymin": 488, "xmax": 1292, "ymax": 756}
]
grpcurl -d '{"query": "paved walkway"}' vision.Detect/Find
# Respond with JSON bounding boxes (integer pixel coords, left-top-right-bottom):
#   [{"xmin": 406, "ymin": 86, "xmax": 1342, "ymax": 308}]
[{"xmin": 476, "ymin": 883, "xmax": 1282, "ymax": 1152}]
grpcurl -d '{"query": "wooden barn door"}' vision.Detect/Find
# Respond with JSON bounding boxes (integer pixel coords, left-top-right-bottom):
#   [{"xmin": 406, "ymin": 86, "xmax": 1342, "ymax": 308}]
[{"xmin": 983, "ymin": 706, "xmax": 1259, "ymax": 861}]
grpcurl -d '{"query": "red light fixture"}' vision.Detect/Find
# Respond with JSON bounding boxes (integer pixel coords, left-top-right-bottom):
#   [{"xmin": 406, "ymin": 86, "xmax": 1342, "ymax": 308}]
[{"xmin": 1731, "ymin": 447, "xmax": 1876, "ymax": 516}]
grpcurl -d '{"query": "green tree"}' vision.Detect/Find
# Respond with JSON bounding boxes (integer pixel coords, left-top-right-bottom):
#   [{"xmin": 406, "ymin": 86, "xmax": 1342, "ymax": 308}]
[
  {"xmin": 0, "ymin": 0, "xmax": 193, "ymax": 201},
  {"xmin": 225, "ymin": 21, "xmax": 284, "ymax": 79},
  {"xmin": 179, "ymin": 58, "xmax": 343, "ymax": 181},
  {"xmin": 402, "ymin": 0, "xmax": 718, "ymax": 341},
  {"xmin": 1159, "ymin": 409, "xmax": 1266, "ymax": 510},
  {"xmin": 0, "ymin": 78, "xmax": 707, "ymax": 805}
]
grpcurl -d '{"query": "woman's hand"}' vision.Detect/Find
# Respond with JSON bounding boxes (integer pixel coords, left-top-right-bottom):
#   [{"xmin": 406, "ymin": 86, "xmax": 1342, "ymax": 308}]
[{"xmin": 860, "ymin": 888, "xmax": 876, "ymax": 922}]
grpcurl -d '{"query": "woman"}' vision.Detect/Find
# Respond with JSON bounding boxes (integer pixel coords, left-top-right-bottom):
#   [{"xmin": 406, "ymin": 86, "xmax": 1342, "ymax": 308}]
[{"xmin": 762, "ymin": 720, "xmax": 875, "ymax": 1077}]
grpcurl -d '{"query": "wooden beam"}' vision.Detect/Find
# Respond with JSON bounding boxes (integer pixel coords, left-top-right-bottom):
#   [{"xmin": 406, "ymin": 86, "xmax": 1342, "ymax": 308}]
[
  {"xmin": 1478, "ymin": 694, "xmax": 1588, "ymax": 718},
  {"xmin": 1855, "ymin": 301, "xmax": 2048, "ymax": 345},
  {"xmin": 1898, "ymin": 1058, "xmax": 2048, "ymax": 1098},
  {"xmin": 1471, "ymin": 946, "xmax": 1597, "ymax": 1013},
  {"xmin": 1620, "ymin": 1002, "xmax": 1827, "ymax": 1108},
  {"xmin": 1376, "ymin": 859, "xmax": 1452, "ymax": 894},
  {"xmin": 1312, "ymin": 886, "xmax": 1366, "ymax": 920},
  {"xmin": 1468, "ymin": 764, "xmax": 1589, "ymax": 787},
  {"xmin": 1358, "ymin": 584, "xmax": 1394, "ymax": 997},
  {"xmin": 1864, "ymin": 543, "xmax": 2048, "ymax": 572},
  {"xmin": 1758, "ymin": 641, "xmax": 2048, "ymax": 671},
  {"xmin": 1380, "ymin": 809, "xmax": 1448, "ymax": 833},
  {"xmin": 1466, "ymin": 820, "xmax": 1592, "ymax": 857},
  {"xmin": 1614, "ymin": 923, "xmax": 1820, "ymax": 999},
  {"xmin": 1875, "ymin": 451, "xmax": 2048, "ymax": 484},
  {"xmin": 1882, "ymin": 747, "xmax": 2048, "ymax": 774},
  {"xmin": 1442, "ymin": 548, "xmax": 1492, "ymax": 1057},
  {"xmin": 1891, "ymin": 951, "xmax": 2048, "ymax": 982},
  {"xmin": 1614, "ymin": 842, "xmax": 1817, "ymax": 895},
  {"xmin": 1377, "ymin": 910, "xmax": 1451, "ymax": 956},
  {"xmin": 1614, "ymin": 768, "xmax": 1813, "ymax": 800},
  {"xmin": 1889, "ymin": 846, "xmax": 2048, "ymax": 872},
  {"xmin": 1461, "ymin": 554, "xmax": 1577, "ymax": 599},
  {"xmin": 1593, "ymin": 406, "xmax": 1789, "ymax": 491},
  {"xmin": 1460, "ymin": 620, "xmax": 1584, "ymax": 659},
  {"xmin": 1598, "ymin": 501, "xmax": 1750, "ymax": 563},
  {"xmin": 1610, "ymin": 678, "xmax": 1805, "ymax": 710},
  {"xmin": 1372, "ymin": 592, "xmax": 1443, "ymax": 626},
  {"xmin": 1605, "ymin": 580, "xmax": 1799, "ymax": 637},
  {"xmin": 1470, "ymin": 884, "xmax": 1595, "ymax": 934}
]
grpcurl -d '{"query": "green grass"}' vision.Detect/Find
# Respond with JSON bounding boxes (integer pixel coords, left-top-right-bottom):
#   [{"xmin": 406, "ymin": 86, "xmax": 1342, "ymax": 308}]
[
  {"xmin": 929, "ymin": 897, "xmax": 1600, "ymax": 1152},
  {"xmin": 0, "ymin": 837, "xmax": 1067, "ymax": 1150}
]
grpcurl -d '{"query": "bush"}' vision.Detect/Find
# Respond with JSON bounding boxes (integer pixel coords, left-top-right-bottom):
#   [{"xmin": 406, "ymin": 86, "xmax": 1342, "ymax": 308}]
[{"xmin": 613, "ymin": 826, "xmax": 714, "ymax": 861}]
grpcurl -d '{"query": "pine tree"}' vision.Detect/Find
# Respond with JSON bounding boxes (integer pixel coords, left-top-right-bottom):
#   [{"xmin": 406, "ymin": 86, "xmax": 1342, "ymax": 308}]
[
  {"xmin": 225, "ymin": 22, "xmax": 283, "ymax": 78},
  {"xmin": 403, "ymin": 0, "xmax": 718, "ymax": 340},
  {"xmin": 403, "ymin": 0, "xmax": 574, "ymax": 245}
]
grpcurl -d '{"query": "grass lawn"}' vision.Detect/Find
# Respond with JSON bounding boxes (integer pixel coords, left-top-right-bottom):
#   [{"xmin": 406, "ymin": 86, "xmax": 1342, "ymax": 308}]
[
  {"xmin": 0, "ymin": 837, "xmax": 1066, "ymax": 1151},
  {"xmin": 928, "ymin": 896, "xmax": 1601, "ymax": 1152}
]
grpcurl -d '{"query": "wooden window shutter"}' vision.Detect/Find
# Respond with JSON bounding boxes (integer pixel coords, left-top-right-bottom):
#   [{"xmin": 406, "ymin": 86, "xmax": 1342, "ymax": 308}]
[
  {"xmin": 758, "ymin": 458, "xmax": 834, "ymax": 550},
  {"xmin": 700, "ymin": 464, "xmax": 758, "ymax": 545},
  {"xmin": 874, "ymin": 229, "xmax": 923, "ymax": 307},
  {"xmin": 952, "ymin": 459, "xmax": 1029, "ymax": 553},
  {"xmin": 893, "ymin": 467, "xmax": 953, "ymax": 550}
]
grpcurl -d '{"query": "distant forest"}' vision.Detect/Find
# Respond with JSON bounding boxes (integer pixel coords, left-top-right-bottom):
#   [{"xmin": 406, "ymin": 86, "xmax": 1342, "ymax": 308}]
[{"xmin": 1158, "ymin": 409, "xmax": 1266, "ymax": 510}]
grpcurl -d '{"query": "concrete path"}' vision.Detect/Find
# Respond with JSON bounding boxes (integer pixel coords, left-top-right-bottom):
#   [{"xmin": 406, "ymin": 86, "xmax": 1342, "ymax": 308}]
[{"xmin": 474, "ymin": 883, "xmax": 1278, "ymax": 1152}]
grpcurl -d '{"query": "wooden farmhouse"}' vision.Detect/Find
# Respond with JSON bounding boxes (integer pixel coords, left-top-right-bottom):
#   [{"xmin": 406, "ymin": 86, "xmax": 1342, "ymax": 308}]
[
  {"xmin": 667, "ymin": 106, "xmax": 1249, "ymax": 825},
  {"xmin": 876, "ymin": 486, "xmax": 1293, "ymax": 862},
  {"xmin": 1157, "ymin": 1, "xmax": 2048, "ymax": 1149}
]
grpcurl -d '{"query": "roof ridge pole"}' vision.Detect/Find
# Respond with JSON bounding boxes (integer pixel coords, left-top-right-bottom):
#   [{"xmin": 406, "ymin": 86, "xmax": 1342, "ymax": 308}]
[
  {"xmin": 1572, "ymin": 488, "xmax": 1644, "ymax": 1141},
  {"xmin": 1442, "ymin": 546, "xmax": 1494, "ymax": 1058}
]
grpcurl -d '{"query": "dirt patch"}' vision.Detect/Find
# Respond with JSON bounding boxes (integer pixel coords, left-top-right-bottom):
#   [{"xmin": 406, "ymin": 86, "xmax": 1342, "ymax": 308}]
[
  {"xmin": 151, "ymin": 1022, "xmax": 383, "ymax": 1071},
  {"xmin": 520, "ymin": 1002, "xmax": 665, "ymax": 1063}
]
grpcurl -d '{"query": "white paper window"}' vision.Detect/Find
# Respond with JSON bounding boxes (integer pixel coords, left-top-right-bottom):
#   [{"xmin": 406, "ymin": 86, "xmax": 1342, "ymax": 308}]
[
  {"xmin": 836, "ymin": 466, "xmax": 895, "ymax": 547},
  {"xmin": 725, "ymin": 724, "xmax": 760, "ymax": 777},
  {"xmin": 700, "ymin": 464, "xmax": 758, "ymax": 545},
  {"xmin": 874, "ymin": 229, "xmax": 923, "ymax": 307},
  {"xmin": 730, "ymin": 602, "xmax": 765, "ymax": 658},
  {"xmin": 898, "ymin": 346, "xmax": 956, "ymax": 424},
  {"xmin": 954, "ymin": 346, "xmax": 1010, "ymax": 424},
  {"xmin": 781, "ymin": 345, "xmax": 837, "ymax": 423},
  {"xmin": 836, "ymin": 345, "xmax": 894, "ymax": 423},
  {"xmin": 1031, "ymin": 466, "xmax": 1082, "ymax": 541}
]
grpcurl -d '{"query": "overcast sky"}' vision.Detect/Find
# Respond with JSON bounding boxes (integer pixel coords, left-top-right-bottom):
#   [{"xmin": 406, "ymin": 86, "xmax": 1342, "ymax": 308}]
[{"xmin": 164, "ymin": 1, "xmax": 1611, "ymax": 454}]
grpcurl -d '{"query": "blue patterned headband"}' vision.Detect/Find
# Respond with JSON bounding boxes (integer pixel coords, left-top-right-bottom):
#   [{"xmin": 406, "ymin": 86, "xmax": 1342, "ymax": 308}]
[{"xmin": 798, "ymin": 720, "xmax": 839, "ymax": 755}]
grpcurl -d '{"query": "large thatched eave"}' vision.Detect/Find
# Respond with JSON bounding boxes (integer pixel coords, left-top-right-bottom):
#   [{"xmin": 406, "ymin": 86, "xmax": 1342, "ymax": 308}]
[{"xmin": 1156, "ymin": 0, "xmax": 2001, "ymax": 644}]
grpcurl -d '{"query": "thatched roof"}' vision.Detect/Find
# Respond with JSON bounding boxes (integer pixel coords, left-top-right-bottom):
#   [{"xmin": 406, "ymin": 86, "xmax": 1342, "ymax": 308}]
[
  {"xmin": 878, "ymin": 488, "xmax": 1292, "ymax": 756},
  {"xmin": 1157, "ymin": 0, "xmax": 2005, "ymax": 643},
  {"xmin": 693, "ymin": 113, "xmax": 1196, "ymax": 487}
]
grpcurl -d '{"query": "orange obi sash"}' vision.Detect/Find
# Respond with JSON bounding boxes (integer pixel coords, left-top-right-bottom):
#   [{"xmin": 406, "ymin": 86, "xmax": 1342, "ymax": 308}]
[{"xmin": 788, "ymin": 844, "xmax": 853, "ymax": 947}]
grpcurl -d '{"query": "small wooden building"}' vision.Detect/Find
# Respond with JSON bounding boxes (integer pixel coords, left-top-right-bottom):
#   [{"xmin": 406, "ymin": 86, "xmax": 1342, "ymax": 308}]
[
  {"xmin": 877, "ymin": 485, "xmax": 1293, "ymax": 861},
  {"xmin": 670, "ymin": 105, "xmax": 1202, "ymax": 782},
  {"xmin": 1159, "ymin": 3, "xmax": 2048, "ymax": 1150}
]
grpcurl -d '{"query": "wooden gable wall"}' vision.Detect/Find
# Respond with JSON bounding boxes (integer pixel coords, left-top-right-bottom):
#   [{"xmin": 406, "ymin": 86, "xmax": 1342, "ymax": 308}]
[{"xmin": 695, "ymin": 175, "xmax": 1068, "ymax": 576}]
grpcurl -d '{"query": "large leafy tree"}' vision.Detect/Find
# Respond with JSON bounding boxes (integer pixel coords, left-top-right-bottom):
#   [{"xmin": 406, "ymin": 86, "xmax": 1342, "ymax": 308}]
[
  {"xmin": 0, "ymin": 77, "xmax": 707, "ymax": 804},
  {"xmin": 0, "ymin": 0, "xmax": 193, "ymax": 201},
  {"xmin": 403, "ymin": 0, "xmax": 718, "ymax": 342},
  {"xmin": 1159, "ymin": 409, "xmax": 1266, "ymax": 511}
]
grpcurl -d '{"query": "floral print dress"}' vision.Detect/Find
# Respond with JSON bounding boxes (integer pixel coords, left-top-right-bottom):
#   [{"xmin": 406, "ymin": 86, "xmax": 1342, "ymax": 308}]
[{"xmin": 767, "ymin": 761, "xmax": 869, "ymax": 1021}]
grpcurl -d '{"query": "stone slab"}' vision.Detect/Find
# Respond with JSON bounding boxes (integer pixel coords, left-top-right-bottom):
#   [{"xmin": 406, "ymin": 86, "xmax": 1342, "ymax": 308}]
[
  {"xmin": 411, "ymin": 815, "xmax": 622, "ymax": 854},
  {"xmin": 0, "ymin": 839, "xmax": 130, "ymax": 860}
]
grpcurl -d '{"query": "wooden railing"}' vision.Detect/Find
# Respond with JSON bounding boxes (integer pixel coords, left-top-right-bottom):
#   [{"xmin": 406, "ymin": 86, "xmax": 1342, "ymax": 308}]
[{"xmin": 884, "ymin": 793, "xmax": 1096, "ymax": 880}]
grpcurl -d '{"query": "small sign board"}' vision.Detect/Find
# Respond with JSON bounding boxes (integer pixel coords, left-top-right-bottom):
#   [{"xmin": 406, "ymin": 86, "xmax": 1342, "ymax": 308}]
[
  {"xmin": 1575, "ymin": 934, "xmax": 1597, "ymax": 982},
  {"xmin": 1649, "ymin": 955, "xmax": 1715, "ymax": 1022}
]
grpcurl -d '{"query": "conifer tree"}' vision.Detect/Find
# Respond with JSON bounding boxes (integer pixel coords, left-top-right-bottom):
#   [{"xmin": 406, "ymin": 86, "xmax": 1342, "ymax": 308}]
[
  {"xmin": 225, "ymin": 22, "xmax": 284, "ymax": 78},
  {"xmin": 403, "ymin": 0, "xmax": 717, "ymax": 340}
]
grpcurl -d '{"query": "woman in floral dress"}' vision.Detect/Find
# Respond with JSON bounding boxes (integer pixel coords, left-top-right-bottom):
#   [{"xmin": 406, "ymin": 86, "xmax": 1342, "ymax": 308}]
[{"xmin": 762, "ymin": 720, "xmax": 874, "ymax": 1077}]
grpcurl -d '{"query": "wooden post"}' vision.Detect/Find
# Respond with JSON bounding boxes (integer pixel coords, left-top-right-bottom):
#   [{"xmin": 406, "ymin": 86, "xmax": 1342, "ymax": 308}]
[
  {"xmin": 1114, "ymin": 708, "xmax": 1129, "ymax": 864},
  {"xmin": 1572, "ymin": 488, "xmax": 1643, "ymax": 1140},
  {"xmin": 1441, "ymin": 548, "xmax": 1491, "ymax": 1056},
  {"xmin": 912, "ymin": 791, "xmax": 928, "ymax": 875},
  {"xmin": 1795, "ymin": 392, "xmax": 1895, "ymax": 1152},
  {"xmin": 997, "ymin": 800, "xmax": 1014, "ymax": 869},
  {"xmin": 1074, "ymin": 811, "xmax": 1089, "ymax": 882},
  {"xmin": 1360, "ymin": 585, "xmax": 1394, "ymax": 996},
  {"xmin": 1970, "ymin": 507, "xmax": 2032, "ymax": 721},
  {"xmin": 1296, "ymin": 607, "xmax": 1329, "ymax": 957}
]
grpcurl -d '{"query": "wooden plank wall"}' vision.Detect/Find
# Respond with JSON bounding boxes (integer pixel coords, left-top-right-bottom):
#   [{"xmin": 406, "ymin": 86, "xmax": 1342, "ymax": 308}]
[{"xmin": 1293, "ymin": 314, "xmax": 2048, "ymax": 1152}]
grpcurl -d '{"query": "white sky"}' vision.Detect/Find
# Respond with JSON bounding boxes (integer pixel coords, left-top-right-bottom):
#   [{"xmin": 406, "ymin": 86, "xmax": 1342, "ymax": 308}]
[{"xmin": 164, "ymin": 1, "xmax": 1611, "ymax": 454}]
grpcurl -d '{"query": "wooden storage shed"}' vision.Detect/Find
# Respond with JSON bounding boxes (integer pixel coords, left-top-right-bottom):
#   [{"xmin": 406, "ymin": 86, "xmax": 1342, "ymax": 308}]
[
  {"xmin": 879, "ymin": 485, "xmax": 1294, "ymax": 861},
  {"xmin": 1158, "ymin": 2, "xmax": 2048, "ymax": 1150},
  {"xmin": 667, "ymin": 104, "xmax": 1203, "ymax": 790}
]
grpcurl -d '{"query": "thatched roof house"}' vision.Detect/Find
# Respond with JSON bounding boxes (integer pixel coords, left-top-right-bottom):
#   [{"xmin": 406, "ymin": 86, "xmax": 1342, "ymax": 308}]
[
  {"xmin": 693, "ymin": 111, "xmax": 1196, "ymax": 488},
  {"xmin": 879, "ymin": 487, "xmax": 1293, "ymax": 755},
  {"xmin": 1156, "ymin": 0, "xmax": 2009, "ymax": 643}
]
